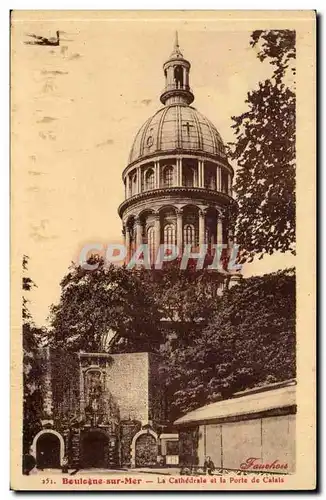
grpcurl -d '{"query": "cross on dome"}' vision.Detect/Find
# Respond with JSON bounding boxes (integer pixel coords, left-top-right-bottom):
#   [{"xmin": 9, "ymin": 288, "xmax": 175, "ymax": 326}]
[{"xmin": 182, "ymin": 121, "xmax": 194, "ymax": 134}]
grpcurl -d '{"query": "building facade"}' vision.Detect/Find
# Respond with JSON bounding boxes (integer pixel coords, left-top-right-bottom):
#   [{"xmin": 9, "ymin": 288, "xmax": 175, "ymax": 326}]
[
  {"xmin": 118, "ymin": 33, "xmax": 236, "ymax": 267},
  {"xmin": 174, "ymin": 381, "xmax": 296, "ymax": 474},
  {"xmin": 31, "ymin": 350, "xmax": 170, "ymax": 469}
]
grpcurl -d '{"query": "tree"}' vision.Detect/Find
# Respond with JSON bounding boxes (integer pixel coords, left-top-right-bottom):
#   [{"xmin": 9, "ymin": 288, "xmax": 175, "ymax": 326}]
[
  {"xmin": 149, "ymin": 260, "xmax": 224, "ymax": 346},
  {"xmin": 49, "ymin": 257, "xmax": 226, "ymax": 353},
  {"xmin": 22, "ymin": 256, "xmax": 44, "ymax": 453},
  {"xmin": 162, "ymin": 268, "xmax": 296, "ymax": 420},
  {"xmin": 229, "ymin": 30, "xmax": 296, "ymax": 262},
  {"xmin": 49, "ymin": 256, "xmax": 164, "ymax": 353}
]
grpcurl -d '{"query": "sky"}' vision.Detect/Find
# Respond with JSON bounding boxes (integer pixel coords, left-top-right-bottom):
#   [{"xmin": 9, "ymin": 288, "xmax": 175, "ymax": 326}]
[{"xmin": 11, "ymin": 12, "xmax": 295, "ymax": 327}]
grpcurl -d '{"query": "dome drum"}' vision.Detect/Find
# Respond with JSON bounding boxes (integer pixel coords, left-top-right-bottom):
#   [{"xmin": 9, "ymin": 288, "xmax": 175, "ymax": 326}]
[
  {"xmin": 121, "ymin": 201, "xmax": 232, "ymax": 266},
  {"xmin": 122, "ymin": 157, "xmax": 233, "ymax": 203}
]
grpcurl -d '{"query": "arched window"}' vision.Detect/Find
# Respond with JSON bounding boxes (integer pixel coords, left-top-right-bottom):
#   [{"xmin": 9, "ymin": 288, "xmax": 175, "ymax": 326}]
[
  {"xmin": 184, "ymin": 224, "xmax": 195, "ymax": 247},
  {"xmin": 221, "ymin": 170, "xmax": 228, "ymax": 193},
  {"xmin": 145, "ymin": 169, "xmax": 155, "ymax": 191},
  {"xmin": 205, "ymin": 173, "xmax": 215, "ymax": 190},
  {"xmin": 174, "ymin": 65, "xmax": 184, "ymax": 89},
  {"xmin": 183, "ymin": 168, "xmax": 195, "ymax": 188},
  {"xmin": 163, "ymin": 166, "xmax": 174, "ymax": 187},
  {"xmin": 147, "ymin": 226, "xmax": 155, "ymax": 264},
  {"xmin": 164, "ymin": 224, "xmax": 176, "ymax": 246}
]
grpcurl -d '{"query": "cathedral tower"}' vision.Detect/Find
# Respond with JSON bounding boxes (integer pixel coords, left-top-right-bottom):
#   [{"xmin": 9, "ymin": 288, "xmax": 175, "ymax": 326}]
[{"xmin": 118, "ymin": 33, "xmax": 235, "ymax": 268}]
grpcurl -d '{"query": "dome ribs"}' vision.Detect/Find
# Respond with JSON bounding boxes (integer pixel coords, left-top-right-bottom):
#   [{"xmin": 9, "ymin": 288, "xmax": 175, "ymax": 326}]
[
  {"xmin": 156, "ymin": 105, "xmax": 170, "ymax": 152},
  {"xmin": 189, "ymin": 106, "xmax": 203, "ymax": 151},
  {"xmin": 127, "ymin": 106, "xmax": 228, "ymax": 165},
  {"xmin": 139, "ymin": 115, "xmax": 155, "ymax": 159},
  {"xmin": 202, "ymin": 113, "xmax": 220, "ymax": 156}
]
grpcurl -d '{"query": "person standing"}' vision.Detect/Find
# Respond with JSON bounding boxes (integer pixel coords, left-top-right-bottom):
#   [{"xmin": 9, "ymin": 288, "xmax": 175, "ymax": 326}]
[
  {"xmin": 203, "ymin": 456, "xmax": 215, "ymax": 475},
  {"xmin": 61, "ymin": 455, "xmax": 69, "ymax": 474}
]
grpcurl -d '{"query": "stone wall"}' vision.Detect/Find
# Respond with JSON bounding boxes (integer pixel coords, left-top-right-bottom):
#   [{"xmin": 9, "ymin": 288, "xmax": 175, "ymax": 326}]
[
  {"xmin": 120, "ymin": 420, "xmax": 142, "ymax": 467},
  {"xmin": 105, "ymin": 352, "xmax": 163, "ymax": 426},
  {"xmin": 105, "ymin": 352, "xmax": 150, "ymax": 424},
  {"xmin": 50, "ymin": 351, "xmax": 164, "ymax": 428}
]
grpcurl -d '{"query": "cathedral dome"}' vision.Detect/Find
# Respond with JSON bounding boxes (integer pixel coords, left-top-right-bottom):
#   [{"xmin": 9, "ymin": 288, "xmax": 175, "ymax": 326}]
[
  {"xmin": 119, "ymin": 33, "xmax": 236, "ymax": 270},
  {"xmin": 128, "ymin": 104, "xmax": 226, "ymax": 165}
]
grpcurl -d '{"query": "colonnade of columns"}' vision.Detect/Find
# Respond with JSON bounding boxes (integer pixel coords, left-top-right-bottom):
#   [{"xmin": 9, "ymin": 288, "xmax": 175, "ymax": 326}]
[
  {"xmin": 125, "ymin": 159, "xmax": 232, "ymax": 198},
  {"xmin": 123, "ymin": 207, "xmax": 226, "ymax": 260}
]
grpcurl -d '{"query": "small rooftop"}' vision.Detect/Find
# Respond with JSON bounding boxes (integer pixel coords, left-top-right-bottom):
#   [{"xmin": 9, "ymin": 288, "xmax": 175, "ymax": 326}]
[{"xmin": 174, "ymin": 380, "xmax": 296, "ymax": 426}]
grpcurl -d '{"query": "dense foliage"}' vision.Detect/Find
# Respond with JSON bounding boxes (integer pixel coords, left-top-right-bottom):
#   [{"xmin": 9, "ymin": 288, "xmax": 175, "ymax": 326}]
[
  {"xmin": 49, "ymin": 255, "xmax": 295, "ymax": 422},
  {"xmin": 162, "ymin": 268, "xmax": 296, "ymax": 420},
  {"xmin": 49, "ymin": 257, "xmax": 224, "ymax": 352},
  {"xmin": 229, "ymin": 30, "xmax": 296, "ymax": 262},
  {"xmin": 49, "ymin": 256, "xmax": 162, "ymax": 353}
]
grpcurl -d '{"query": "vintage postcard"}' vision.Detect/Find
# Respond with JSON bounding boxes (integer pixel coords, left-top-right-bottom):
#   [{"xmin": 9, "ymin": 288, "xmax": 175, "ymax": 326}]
[{"xmin": 11, "ymin": 10, "xmax": 316, "ymax": 491}]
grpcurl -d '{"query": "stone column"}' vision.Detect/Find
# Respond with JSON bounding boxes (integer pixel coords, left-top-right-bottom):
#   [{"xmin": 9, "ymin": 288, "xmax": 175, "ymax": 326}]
[
  {"xmin": 183, "ymin": 67, "xmax": 187, "ymax": 89},
  {"xmin": 177, "ymin": 158, "xmax": 182, "ymax": 186},
  {"xmin": 125, "ymin": 226, "xmax": 131, "ymax": 261},
  {"xmin": 126, "ymin": 174, "xmax": 130, "ymax": 198},
  {"xmin": 216, "ymin": 165, "xmax": 221, "ymax": 191},
  {"xmin": 135, "ymin": 218, "xmax": 142, "ymax": 248},
  {"xmin": 176, "ymin": 209, "xmax": 183, "ymax": 254},
  {"xmin": 156, "ymin": 161, "xmax": 160, "ymax": 189},
  {"xmin": 154, "ymin": 213, "xmax": 161, "ymax": 258},
  {"xmin": 169, "ymin": 66, "xmax": 173, "ymax": 85},
  {"xmin": 217, "ymin": 217, "xmax": 223, "ymax": 245},
  {"xmin": 137, "ymin": 168, "xmax": 141, "ymax": 194},
  {"xmin": 199, "ymin": 209, "xmax": 206, "ymax": 246},
  {"xmin": 198, "ymin": 161, "xmax": 205, "ymax": 187},
  {"xmin": 172, "ymin": 162, "xmax": 176, "ymax": 186}
]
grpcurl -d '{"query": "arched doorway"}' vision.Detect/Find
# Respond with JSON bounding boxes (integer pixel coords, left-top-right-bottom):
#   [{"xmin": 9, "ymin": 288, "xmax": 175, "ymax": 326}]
[
  {"xmin": 36, "ymin": 432, "xmax": 61, "ymax": 469},
  {"xmin": 134, "ymin": 432, "xmax": 158, "ymax": 467},
  {"xmin": 81, "ymin": 430, "xmax": 110, "ymax": 469}
]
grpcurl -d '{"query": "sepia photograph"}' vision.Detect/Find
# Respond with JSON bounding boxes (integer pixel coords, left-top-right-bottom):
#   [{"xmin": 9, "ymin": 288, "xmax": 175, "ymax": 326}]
[{"xmin": 10, "ymin": 10, "xmax": 316, "ymax": 491}]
